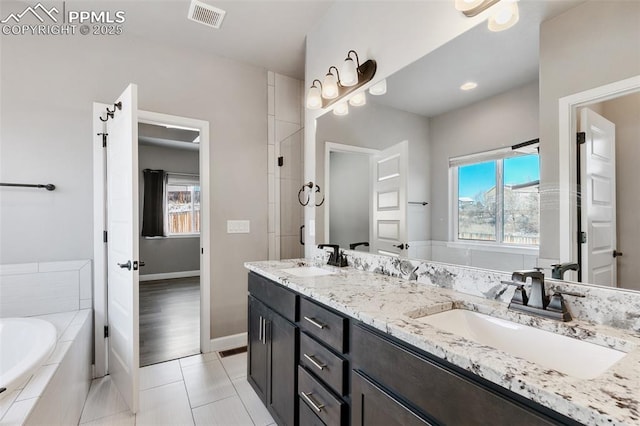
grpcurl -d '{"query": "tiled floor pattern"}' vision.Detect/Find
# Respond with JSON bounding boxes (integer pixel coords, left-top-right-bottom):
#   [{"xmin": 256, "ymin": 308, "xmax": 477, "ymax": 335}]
[{"xmin": 79, "ymin": 351, "xmax": 275, "ymax": 426}]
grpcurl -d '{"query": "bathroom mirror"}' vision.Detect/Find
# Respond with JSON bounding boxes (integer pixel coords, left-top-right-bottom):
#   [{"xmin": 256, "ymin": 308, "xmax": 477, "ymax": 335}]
[{"xmin": 313, "ymin": 1, "xmax": 640, "ymax": 292}]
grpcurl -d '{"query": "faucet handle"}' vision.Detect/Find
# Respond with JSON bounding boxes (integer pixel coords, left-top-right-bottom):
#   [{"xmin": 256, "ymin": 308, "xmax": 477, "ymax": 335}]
[
  {"xmin": 501, "ymin": 281, "xmax": 529, "ymax": 306},
  {"xmin": 547, "ymin": 293, "xmax": 573, "ymax": 321}
]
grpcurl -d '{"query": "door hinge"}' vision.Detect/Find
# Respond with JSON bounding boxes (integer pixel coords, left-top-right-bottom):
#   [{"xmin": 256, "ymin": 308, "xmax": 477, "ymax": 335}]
[
  {"xmin": 278, "ymin": 156, "xmax": 284, "ymax": 167},
  {"xmin": 104, "ymin": 325, "xmax": 109, "ymax": 338},
  {"xmin": 577, "ymin": 132, "xmax": 586, "ymax": 145},
  {"xmin": 97, "ymin": 132, "xmax": 108, "ymax": 148},
  {"xmin": 579, "ymin": 231, "xmax": 587, "ymax": 244},
  {"xmin": 103, "ymin": 230, "xmax": 108, "ymax": 243}
]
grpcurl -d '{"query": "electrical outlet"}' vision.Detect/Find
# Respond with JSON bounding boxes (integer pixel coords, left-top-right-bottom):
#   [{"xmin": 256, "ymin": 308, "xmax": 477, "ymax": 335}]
[{"xmin": 227, "ymin": 220, "xmax": 250, "ymax": 234}]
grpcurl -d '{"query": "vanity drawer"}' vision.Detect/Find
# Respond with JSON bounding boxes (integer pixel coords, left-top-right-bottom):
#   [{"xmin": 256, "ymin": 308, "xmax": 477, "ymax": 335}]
[
  {"xmin": 299, "ymin": 395, "xmax": 326, "ymax": 426},
  {"xmin": 352, "ymin": 324, "xmax": 561, "ymax": 426},
  {"xmin": 300, "ymin": 298, "xmax": 348, "ymax": 353},
  {"xmin": 248, "ymin": 272, "xmax": 297, "ymax": 322},
  {"xmin": 300, "ymin": 332, "xmax": 348, "ymax": 396},
  {"xmin": 298, "ymin": 365, "xmax": 346, "ymax": 426}
]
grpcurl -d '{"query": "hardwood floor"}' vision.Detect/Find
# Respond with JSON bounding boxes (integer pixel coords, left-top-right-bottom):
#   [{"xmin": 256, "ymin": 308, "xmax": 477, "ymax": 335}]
[{"xmin": 139, "ymin": 277, "xmax": 200, "ymax": 367}]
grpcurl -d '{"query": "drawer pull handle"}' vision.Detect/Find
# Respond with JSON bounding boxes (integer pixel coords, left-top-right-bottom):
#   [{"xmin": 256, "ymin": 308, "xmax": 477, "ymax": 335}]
[
  {"xmin": 303, "ymin": 353, "xmax": 326, "ymax": 370},
  {"xmin": 304, "ymin": 316, "xmax": 326, "ymax": 329},
  {"xmin": 301, "ymin": 392, "xmax": 324, "ymax": 413}
]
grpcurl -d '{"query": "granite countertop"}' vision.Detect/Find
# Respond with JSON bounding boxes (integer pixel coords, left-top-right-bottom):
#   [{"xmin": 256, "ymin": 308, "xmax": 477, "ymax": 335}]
[{"xmin": 245, "ymin": 259, "xmax": 640, "ymax": 426}]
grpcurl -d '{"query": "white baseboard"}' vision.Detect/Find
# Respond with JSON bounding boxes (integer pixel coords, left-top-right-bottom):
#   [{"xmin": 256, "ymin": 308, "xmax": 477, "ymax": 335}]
[
  {"xmin": 210, "ymin": 332, "xmax": 247, "ymax": 352},
  {"xmin": 139, "ymin": 270, "xmax": 200, "ymax": 282}
]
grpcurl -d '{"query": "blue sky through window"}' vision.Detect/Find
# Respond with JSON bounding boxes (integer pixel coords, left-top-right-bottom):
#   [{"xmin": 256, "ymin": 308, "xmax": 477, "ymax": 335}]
[{"xmin": 458, "ymin": 154, "xmax": 539, "ymax": 199}]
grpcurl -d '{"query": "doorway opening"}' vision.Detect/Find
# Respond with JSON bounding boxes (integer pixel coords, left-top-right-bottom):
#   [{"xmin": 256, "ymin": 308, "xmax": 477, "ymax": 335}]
[
  {"xmin": 93, "ymin": 102, "xmax": 211, "ymax": 381},
  {"xmin": 138, "ymin": 122, "xmax": 201, "ymax": 366},
  {"xmin": 558, "ymin": 75, "xmax": 640, "ymax": 290}
]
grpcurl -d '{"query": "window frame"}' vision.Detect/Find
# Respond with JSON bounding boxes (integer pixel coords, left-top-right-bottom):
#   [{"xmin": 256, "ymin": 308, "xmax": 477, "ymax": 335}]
[
  {"xmin": 449, "ymin": 148, "xmax": 539, "ymax": 249},
  {"xmin": 165, "ymin": 174, "xmax": 201, "ymax": 238}
]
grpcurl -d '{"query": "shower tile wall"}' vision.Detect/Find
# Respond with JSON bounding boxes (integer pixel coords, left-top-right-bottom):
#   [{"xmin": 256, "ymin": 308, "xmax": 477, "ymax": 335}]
[{"xmin": 267, "ymin": 71, "xmax": 304, "ymax": 260}]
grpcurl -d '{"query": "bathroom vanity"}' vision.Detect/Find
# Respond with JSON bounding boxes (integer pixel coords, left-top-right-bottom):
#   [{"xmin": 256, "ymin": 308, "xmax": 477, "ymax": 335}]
[{"xmin": 245, "ymin": 259, "xmax": 640, "ymax": 426}]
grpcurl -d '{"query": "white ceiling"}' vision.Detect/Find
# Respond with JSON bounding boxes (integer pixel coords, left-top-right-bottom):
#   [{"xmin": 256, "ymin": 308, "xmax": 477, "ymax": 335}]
[
  {"xmin": 109, "ymin": 0, "xmax": 335, "ymax": 78},
  {"xmin": 372, "ymin": 0, "xmax": 583, "ymax": 118}
]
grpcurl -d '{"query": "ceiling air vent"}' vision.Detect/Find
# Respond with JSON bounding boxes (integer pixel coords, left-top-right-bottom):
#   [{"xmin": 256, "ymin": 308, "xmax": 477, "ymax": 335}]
[{"xmin": 188, "ymin": 0, "xmax": 226, "ymax": 29}]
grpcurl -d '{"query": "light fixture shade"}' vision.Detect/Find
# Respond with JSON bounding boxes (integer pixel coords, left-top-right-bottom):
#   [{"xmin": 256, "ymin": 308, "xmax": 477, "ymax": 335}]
[
  {"xmin": 454, "ymin": 0, "xmax": 485, "ymax": 12},
  {"xmin": 322, "ymin": 72, "xmax": 339, "ymax": 99},
  {"xmin": 333, "ymin": 101, "xmax": 349, "ymax": 116},
  {"xmin": 488, "ymin": 0, "xmax": 519, "ymax": 32},
  {"xmin": 306, "ymin": 85, "xmax": 322, "ymax": 109},
  {"xmin": 340, "ymin": 57, "xmax": 358, "ymax": 87},
  {"xmin": 349, "ymin": 91, "xmax": 366, "ymax": 107},
  {"xmin": 369, "ymin": 79, "xmax": 387, "ymax": 96}
]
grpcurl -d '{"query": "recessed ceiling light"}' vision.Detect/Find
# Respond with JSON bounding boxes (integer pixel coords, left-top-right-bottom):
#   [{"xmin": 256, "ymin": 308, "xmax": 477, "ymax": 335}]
[{"xmin": 460, "ymin": 82, "xmax": 478, "ymax": 91}]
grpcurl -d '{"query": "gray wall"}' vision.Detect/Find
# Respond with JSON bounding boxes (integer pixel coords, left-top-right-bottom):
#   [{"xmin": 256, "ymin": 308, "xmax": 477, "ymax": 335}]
[
  {"xmin": 138, "ymin": 144, "xmax": 200, "ymax": 276},
  {"xmin": 329, "ymin": 151, "xmax": 370, "ymax": 250},
  {"xmin": 539, "ymin": 0, "xmax": 640, "ymax": 260},
  {"xmin": 315, "ymin": 101, "xmax": 430, "ymax": 245},
  {"xmin": 0, "ymin": 32, "xmax": 267, "ymax": 338},
  {"xmin": 601, "ymin": 93, "xmax": 640, "ymax": 290},
  {"xmin": 429, "ymin": 81, "xmax": 540, "ymax": 241}
]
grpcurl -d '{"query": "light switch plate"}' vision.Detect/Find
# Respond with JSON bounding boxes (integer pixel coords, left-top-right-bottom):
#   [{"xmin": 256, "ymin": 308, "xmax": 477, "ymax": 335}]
[{"xmin": 227, "ymin": 220, "xmax": 250, "ymax": 234}]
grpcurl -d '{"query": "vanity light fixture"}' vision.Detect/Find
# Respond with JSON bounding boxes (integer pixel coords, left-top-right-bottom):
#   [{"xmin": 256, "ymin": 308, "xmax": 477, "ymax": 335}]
[
  {"xmin": 455, "ymin": 0, "xmax": 500, "ymax": 17},
  {"xmin": 306, "ymin": 79, "xmax": 323, "ymax": 110},
  {"xmin": 322, "ymin": 66, "xmax": 340, "ymax": 100},
  {"xmin": 305, "ymin": 49, "xmax": 377, "ymax": 109},
  {"xmin": 333, "ymin": 101, "xmax": 349, "ymax": 116},
  {"xmin": 369, "ymin": 79, "xmax": 387, "ymax": 96},
  {"xmin": 460, "ymin": 81, "xmax": 478, "ymax": 91},
  {"xmin": 349, "ymin": 91, "xmax": 367, "ymax": 107},
  {"xmin": 488, "ymin": 0, "xmax": 519, "ymax": 32},
  {"xmin": 455, "ymin": 0, "xmax": 520, "ymax": 32}
]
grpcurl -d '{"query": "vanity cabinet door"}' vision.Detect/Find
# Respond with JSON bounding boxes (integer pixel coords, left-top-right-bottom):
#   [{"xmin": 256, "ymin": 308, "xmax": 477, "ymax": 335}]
[
  {"xmin": 248, "ymin": 296, "xmax": 269, "ymax": 401},
  {"xmin": 268, "ymin": 310, "xmax": 298, "ymax": 426},
  {"xmin": 351, "ymin": 370, "xmax": 433, "ymax": 426}
]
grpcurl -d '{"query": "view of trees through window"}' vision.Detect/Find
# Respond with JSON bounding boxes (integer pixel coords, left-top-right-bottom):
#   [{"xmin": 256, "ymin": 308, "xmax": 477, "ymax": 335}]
[
  {"xmin": 167, "ymin": 183, "xmax": 200, "ymax": 235},
  {"xmin": 457, "ymin": 154, "xmax": 539, "ymax": 245}
]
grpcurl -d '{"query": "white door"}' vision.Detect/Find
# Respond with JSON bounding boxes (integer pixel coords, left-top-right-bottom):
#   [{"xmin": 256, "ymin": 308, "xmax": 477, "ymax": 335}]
[
  {"xmin": 370, "ymin": 141, "xmax": 408, "ymax": 256},
  {"xmin": 580, "ymin": 108, "xmax": 617, "ymax": 287},
  {"xmin": 106, "ymin": 84, "xmax": 140, "ymax": 412}
]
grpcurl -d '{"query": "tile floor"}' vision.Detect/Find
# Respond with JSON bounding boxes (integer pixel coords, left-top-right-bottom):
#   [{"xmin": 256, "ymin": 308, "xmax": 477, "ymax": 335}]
[{"xmin": 78, "ymin": 351, "xmax": 275, "ymax": 426}]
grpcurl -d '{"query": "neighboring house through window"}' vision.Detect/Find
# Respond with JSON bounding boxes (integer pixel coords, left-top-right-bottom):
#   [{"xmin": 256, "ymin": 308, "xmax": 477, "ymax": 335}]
[{"xmin": 450, "ymin": 146, "xmax": 540, "ymax": 246}]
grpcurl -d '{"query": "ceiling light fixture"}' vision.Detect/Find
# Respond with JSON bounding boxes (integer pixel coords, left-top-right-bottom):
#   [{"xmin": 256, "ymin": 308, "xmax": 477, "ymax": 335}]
[
  {"xmin": 369, "ymin": 79, "xmax": 387, "ymax": 96},
  {"xmin": 460, "ymin": 82, "xmax": 478, "ymax": 91},
  {"xmin": 305, "ymin": 49, "xmax": 377, "ymax": 110}
]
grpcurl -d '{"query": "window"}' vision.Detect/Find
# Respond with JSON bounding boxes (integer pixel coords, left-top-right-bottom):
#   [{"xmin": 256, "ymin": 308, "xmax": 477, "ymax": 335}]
[
  {"xmin": 453, "ymin": 151, "xmax": 539, "ymax": 246},
  {"xmin": 166, "ymin": 174, "xmax": 200, "ymax": 236}
]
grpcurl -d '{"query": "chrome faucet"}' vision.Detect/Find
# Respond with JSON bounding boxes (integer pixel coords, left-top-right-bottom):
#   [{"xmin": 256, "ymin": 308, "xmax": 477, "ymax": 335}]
[
  {"xmin": 505, "ymin": 270, "xmax": 578, "ymax": 321},
  {"xmin": 318, "ymin": 244, "xmax": 348, "ymax": 267}
]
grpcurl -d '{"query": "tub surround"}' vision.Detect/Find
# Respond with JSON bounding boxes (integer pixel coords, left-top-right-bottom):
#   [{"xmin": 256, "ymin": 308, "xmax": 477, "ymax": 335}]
[
  {"xmin": 245, "ymin": 258, "xmax": 640, "ymax": 425},
  {"xmin": 0, "ymin": 309, "xmax": 92, "ymax": 425}
]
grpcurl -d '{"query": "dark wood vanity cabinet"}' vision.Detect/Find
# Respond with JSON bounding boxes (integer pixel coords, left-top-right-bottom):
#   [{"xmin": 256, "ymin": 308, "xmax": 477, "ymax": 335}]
[
  {"xmin": 248, "ymin": 271, "xmax": 581, "ymax": 426},
  {"xmin": 351, "ymin": 324, "xmax": 580, "ymax": 426},
  {"xmin": 248, "ymin": 273, "xmax": 299, "ymax": 426}
]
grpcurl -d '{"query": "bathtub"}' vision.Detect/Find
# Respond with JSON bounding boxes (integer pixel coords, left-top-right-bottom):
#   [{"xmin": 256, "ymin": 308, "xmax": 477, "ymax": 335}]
[{"xmin": 0, "ymin": 318, "xmax": 57, "ymax": 401}]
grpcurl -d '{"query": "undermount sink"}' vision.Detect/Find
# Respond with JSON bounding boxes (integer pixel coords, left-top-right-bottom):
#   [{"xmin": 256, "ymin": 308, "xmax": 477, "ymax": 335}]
[
  {"xmin": 280, "ymin": 266, "xmax": 335, "ymax": 278},
  {"xmin": 415, "ymin": 309, "xmax": 626, "ymax": 380}
]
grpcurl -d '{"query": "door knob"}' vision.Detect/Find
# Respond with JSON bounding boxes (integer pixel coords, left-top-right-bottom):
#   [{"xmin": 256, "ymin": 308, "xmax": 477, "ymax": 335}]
[
  {"xmin": 118, "ymin": 260, "xmax": 132, "ymax": 270},
  {"xmin": 393, "ymin": 243, "xmax": 410, "ymax": 250},
  {"xmin": 613, "ymin": 250, "xmax": 623, "ymax": 258}
]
